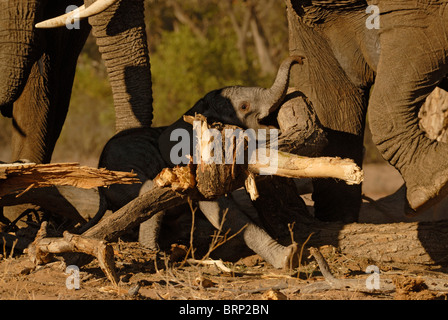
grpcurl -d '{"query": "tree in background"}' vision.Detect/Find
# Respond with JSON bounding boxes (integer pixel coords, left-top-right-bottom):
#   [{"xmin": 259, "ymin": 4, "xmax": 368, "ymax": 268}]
[{"xmin": 148, "ymin": 0, "xmax": 289, "ymax": 125}]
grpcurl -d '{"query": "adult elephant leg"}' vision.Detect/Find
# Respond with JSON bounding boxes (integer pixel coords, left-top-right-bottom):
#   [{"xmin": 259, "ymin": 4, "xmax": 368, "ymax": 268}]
[
  {"xmin": 198, "ymin": 196, "xmax": 298, "ymax": 269},
  {"xmin": 311, "ymin": 132, "xmax": 364, "ymax": 222},
  {"xmin": 86, "ymin": 0, "xmax": 153, "ymax": 132},
  {"xmin": 286, "ymin": 3, "xmax": 368, "ymax": 222},
  {"xmin": 11, "ymin": 24, "xmax": 91, "ymax": 163},
  {"xmin": 368, "ymin": 2, "xmax": 448, "ymax": 213}
]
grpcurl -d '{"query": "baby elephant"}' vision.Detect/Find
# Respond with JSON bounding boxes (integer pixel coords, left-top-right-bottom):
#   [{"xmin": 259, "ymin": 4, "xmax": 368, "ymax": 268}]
[{"xmin": 83, "ymin": 56, "xmax": 303, "ymax": 269}]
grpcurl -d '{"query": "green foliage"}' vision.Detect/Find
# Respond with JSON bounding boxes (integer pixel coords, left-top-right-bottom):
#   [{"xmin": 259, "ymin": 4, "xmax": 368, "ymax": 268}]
[{"xmin": 151, "ymin": 25, "xmax": 264, "ymax": 126}]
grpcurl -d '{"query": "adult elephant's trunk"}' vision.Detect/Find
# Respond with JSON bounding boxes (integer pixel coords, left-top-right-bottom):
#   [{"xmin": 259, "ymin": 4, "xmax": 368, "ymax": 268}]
[
  {"xmin": 86, "ymin": 0, "xmax": 153, "ymax": 132},
  {"xmin": 261, "ymin": 55, "xmax": 304, "ymax": 117}
]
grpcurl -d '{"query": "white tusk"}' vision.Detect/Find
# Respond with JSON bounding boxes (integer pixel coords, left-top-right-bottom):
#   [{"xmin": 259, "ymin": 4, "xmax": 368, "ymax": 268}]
[
  {"xmin": 35, "ymin": 0, "xmax": 119, "ymax": 29},
  {"xmin": 36, "ymin": 5, "xmax": 85, "ymax": 29}
]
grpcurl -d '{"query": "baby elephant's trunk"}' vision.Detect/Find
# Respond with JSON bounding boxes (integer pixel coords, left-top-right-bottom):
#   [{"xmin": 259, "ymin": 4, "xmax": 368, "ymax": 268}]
[{"xmin": 263, "ymin": 55, "xmax": 304, "ymax": 115}]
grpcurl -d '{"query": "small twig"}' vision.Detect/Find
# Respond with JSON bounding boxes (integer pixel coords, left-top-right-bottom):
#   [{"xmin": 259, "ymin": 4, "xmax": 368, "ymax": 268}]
[
  {"xmin": 203, "ymin": 211, "xmax": 248, "ymax": 261},
  {"xmin": 308, "ymin": 247, "xmax": 339, "ymax": 284},
  {"xmin": 186, "ymin": 258, "xmax": 233, "ymax": 273},
  {"xmin": 203, "ymin": 208, "xmax": 230, "ymax": 261},
  {"xmin": 187, "ymin": 198, "xmax": 197, "ymax": 260},
  {"xmin": 296, "ymin": 232, "xmax": 313, "ymax": 277},
  {"xmin": 8, "ymin": 238, "xmax": 18, "ymax": 259}
]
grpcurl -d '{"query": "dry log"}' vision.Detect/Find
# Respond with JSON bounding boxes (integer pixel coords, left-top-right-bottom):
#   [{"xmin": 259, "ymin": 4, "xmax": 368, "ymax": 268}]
[
  {"xmin": 0, "ymin": 162, "xmax": 139, "ymax": 198},
  {"xmin": 288, "ymin": 216, "xmax": 448, "ymax": 267},
  {"xmin": 249, "ymin": 151, "xmax": 363, "ymax": 185},
  {"xmin": 83, "ymin": 186, "xmax": 194, "ymax": 242},
  {"xmin": 183, "ymin": 113, "xmax": 363, "ymax": 187}
]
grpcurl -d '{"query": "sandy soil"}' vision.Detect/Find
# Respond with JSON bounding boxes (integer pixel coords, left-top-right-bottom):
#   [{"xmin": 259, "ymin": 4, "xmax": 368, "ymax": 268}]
[{"xmin": 1, "ymin": 163, "xmax": 448, "ymax": 301}]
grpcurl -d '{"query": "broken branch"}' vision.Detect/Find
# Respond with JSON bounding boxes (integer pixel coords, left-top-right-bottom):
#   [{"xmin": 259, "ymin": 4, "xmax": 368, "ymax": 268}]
[
  {"xmin": 27, "ymin": 222, "xmax": 118, "ymax": 285},
  {"xmin": 0, "ymin": 162, "xmax": 139, "ymax": 198},
  {"xmin": 248, "ymin": 152, "xmax": 363, "ymax": 185}
]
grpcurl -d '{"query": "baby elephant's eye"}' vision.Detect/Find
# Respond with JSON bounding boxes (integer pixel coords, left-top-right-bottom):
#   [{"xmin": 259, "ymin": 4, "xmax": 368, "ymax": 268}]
[{"xmin": 240, "ymin": 103, "xmax": 250, "ymax": 112}]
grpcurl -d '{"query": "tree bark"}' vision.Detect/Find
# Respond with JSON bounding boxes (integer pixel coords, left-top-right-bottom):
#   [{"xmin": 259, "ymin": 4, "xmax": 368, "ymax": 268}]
[{"xmin": 290, "ymin": 216, "xmax": 448, "ymax": 266}]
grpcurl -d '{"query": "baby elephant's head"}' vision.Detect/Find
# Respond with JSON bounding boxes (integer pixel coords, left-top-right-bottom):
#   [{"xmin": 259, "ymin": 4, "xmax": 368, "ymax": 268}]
[
  {"xmin": 195, "ymin": 55, "xmax": 304, "ymax": 130},
  {"xmin": 159, "ymin": 55, "xmax": 304, "ymax": 166}
]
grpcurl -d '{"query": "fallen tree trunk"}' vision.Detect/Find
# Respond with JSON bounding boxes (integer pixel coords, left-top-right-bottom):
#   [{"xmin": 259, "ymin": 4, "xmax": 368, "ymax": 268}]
[
  {"xmin": 291, "ymin": 218, "xmax": 448, "ymax": 266},
  {"xmin": 83, "ymin": 185, "xmax": 192, "ymax": 241}
]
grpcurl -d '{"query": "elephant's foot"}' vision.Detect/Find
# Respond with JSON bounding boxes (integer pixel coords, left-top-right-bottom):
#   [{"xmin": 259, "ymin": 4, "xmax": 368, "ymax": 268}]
[
  {"xmin": 405, "ymin": 172, "xmax": 448, "ymax": 216},
  {"xmin": 257, "ymin": 242, "xmax": 300, "ymax": 270},
  {"xmin": 401, "ymin": 149, "xmax": 448, "ymax": 215}
]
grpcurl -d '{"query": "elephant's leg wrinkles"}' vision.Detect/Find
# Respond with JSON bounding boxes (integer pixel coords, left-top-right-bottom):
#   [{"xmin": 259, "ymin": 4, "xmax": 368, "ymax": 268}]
[
  {"xmin": 198, "ymin": 197, "xmax": 298, "ymax": 270},
  {"xmin": 369, "ymin": 2, "xmax": 448, "ymax": 212}
]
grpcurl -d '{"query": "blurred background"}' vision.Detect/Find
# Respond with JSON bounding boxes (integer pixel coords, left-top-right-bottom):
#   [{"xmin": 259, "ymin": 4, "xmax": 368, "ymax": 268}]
[{"xmin": 0, "ymin": 0, "xmax": 383, "ymax": 167}]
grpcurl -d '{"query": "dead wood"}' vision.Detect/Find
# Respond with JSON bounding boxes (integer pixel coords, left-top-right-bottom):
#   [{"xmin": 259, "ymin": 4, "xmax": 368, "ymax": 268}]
[
  {"xmin": 287, "ymin": 215, "xmax": 448, "ymax": 267},
  {"xmin": 0, "ymin": 162, "xmax": 139, "ymax": 199},
  {"xmin": 27, "ymin": 221, "xmax": 118, "ymax": 285},
  {"xmin": 82, "ymin": 186, "xmax": 194, "ymax": 242}
]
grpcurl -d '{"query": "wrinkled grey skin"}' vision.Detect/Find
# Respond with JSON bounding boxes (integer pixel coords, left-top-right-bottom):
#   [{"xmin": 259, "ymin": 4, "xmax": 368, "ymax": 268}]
[
  {"xmin": 286, "ymin": 0, "xmax": 448, "ymax": 221},
  {"xmin": 0, "ymin": 0, "xmax": 152, "ymax": 164},
  {"xmin": 86, "ymin": 57, "xmax": 302, "ymax": 269}
]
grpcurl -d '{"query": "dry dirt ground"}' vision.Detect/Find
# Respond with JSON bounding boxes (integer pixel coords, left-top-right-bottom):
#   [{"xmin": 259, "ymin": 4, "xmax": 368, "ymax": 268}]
[{"xmin": 1, "ymin": 163, "xmax": 448, "ymax": 301}]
